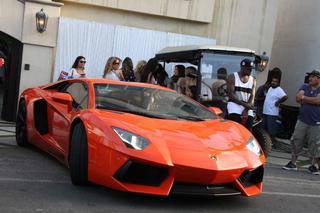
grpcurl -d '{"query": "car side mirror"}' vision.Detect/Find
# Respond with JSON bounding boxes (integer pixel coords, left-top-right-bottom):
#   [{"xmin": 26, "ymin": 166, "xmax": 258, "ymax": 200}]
[
  {"xmin": 52, "ymin": 92, "xmax": 73, "ymax": 112},
  {"xmin": 208, "ymin": 107, "xmax": 223, "ymax": 116}
]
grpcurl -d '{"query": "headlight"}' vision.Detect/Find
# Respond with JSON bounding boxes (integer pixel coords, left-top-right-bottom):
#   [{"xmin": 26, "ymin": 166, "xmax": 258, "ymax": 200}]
[
  {"xmin": 112, "ymin": 127, "xmax": 150, "ymax": 150},
  {"xmin": 246, "ymin": 137, "xmax": 262, "ymax": 156}
]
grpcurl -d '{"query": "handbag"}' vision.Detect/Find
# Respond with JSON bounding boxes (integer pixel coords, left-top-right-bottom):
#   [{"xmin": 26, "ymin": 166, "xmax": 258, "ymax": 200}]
[{"xmin": 57, "ymin": 70, "xmax": 69, "ymax": 81}]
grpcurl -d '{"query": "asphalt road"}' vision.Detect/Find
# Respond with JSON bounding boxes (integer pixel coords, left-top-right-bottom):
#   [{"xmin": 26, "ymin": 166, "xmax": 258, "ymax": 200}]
[{"xmin": 0, "ymin": 136, "xmax": 320, "ymax": 213}]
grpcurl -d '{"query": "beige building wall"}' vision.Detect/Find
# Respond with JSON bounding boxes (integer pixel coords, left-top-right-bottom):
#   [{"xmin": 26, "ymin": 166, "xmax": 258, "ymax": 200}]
[
  {"xmin": 22, "ymin": 1, "xmax": 61, "ymax": 47},
  {"xmin": 18, "ymin": 0, "xmax": 62, "ymax": 94},
  {"xmin": 211, "ymin": 0, "xmax": 279, "ymax": 86},
  {"xmin": 60, "ymin": 0, "xmax": 214, "ymax": 23},
  {"xmin": 19, "ymin": 44, "xmax": 53, "ymax": 93},
  {"xmin": 0, "ymin": 0, "xmax": 24, "ymax": 40},
  {"xmin": 270, "ymin": 0, "xmax": 320, "ymax": 106}
]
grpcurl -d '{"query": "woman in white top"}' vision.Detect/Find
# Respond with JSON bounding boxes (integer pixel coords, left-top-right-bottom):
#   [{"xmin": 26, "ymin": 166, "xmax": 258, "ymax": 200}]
[
  {"xmin": 103, "ymin": 57, "xmax": 124, "ymax": 81},
  {"xmin": 70, "ymin": 56, "xmax": 87, "ymax": 78}
]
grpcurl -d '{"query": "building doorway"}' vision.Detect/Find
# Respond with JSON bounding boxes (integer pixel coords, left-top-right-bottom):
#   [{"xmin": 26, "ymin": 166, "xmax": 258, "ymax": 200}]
[{"xmin": 0, "ymin": 31, "xmax": 23, "ymax": 122}]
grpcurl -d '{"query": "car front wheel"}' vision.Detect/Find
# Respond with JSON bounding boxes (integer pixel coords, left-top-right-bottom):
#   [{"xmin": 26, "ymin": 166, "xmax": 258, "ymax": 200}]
[
  {"xmin": 16, "ymin": 99, "xmax": 28, "ymax": 146},
  {"xmin": 69, "ymin": 122, "xmax": 88, "ymax": 185}
]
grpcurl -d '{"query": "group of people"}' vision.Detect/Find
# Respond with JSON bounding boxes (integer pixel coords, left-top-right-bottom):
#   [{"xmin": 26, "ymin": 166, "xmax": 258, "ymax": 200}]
[
  {"xmin": 60, "ymin": 56, "xmax": 140, "ymax": 82},
  {"xmin": 226, "ymin": 59, "xmax": 320, "ymax": 175},
  {"xmin": 61, "ymin": 55, "xmax": 200, "ymax": 99}
]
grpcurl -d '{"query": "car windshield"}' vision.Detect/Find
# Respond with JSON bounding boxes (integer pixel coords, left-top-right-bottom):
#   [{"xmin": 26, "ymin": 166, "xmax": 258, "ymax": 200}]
[{"xmin": 94, "ymin": 84, "xmax": 216, "ymax": 121}]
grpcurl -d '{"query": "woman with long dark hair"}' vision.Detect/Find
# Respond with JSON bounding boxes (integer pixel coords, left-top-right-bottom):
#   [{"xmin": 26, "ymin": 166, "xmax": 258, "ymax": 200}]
[
  {"xmin": 169, "ymin": 65, "xmax": 185, "ymax": 89},
  {"xmin": 121, "ymin": 57, "xmax": 135, "ymax": 81},
  {"xmin": 140, "ymin": 58, "xmax": 158, "ymax": 83},
  {"xmin": 69, "ymin": 56, "xmax": 87, "ymax": 78}
]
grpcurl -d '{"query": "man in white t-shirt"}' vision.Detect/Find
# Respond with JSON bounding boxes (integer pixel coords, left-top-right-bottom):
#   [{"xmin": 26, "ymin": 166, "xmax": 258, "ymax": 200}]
[{"xmin": 263, "ymin": 77, "xmax": 288, "ymax": 137}]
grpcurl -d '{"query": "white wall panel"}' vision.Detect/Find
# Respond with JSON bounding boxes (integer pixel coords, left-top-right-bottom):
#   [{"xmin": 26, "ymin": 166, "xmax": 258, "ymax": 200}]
[{"xmin": 54, "ymin": 17, "xmax": 215, "ymax": 80}]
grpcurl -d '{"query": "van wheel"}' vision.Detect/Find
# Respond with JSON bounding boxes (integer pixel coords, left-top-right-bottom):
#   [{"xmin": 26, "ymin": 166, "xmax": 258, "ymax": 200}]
[
  {"xmin": 16, "ymin": 99, "xmax": 28, "ymax": 146},
  {"xmin": 252, "ymin": 126, "xmax": 272, "ymax": 157},
  {"xmin": 70, "ymin": 122, "xmax": 88, "ymax": 185}
]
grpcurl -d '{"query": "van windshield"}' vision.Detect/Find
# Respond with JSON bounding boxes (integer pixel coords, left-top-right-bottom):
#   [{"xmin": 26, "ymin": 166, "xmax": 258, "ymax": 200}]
[{"xmin": 200, "ymin": 53, "xmax": 256, "ymax": 80}]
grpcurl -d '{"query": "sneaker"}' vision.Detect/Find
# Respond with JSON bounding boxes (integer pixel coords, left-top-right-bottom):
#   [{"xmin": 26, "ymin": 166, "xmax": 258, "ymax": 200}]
[
  {"xmin": 282, "ymin": 161, "xmax": 298, "ymax": 171},
  {"xmin": 308, "ymin": 165, "xmax": 320, "ymax": 175}
]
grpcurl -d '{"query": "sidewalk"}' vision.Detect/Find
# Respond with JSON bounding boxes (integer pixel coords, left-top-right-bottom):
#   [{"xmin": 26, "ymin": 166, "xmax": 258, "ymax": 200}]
[
  {"xmin": 267, "ymin": 137, "xmax": 312, "ymax": 168},
  {"xmin": 0, "ymin": 120, "xmax": 15, "ymax": 137},
  {"xmin": 267, "ymin": 149, "xmax": 310, "ymax": 168}
]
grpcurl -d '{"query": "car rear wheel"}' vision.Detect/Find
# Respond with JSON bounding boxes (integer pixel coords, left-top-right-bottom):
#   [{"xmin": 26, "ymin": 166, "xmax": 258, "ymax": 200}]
[
  {"xmin": 252, "ymin": 126, "xmax": 272, "ymax": 157},
  {"xmin": 16, "ymin": 99, "xmax": 28, "ymax": 146},
  {"xmin": 70, "ymin": 122, "xmax": 88, "ymax": 185}
]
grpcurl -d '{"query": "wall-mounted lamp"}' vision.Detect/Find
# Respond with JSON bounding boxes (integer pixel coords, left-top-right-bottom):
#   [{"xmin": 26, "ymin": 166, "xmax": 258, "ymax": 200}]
[
  {"xmin": 35, "ymin": 8, "xmax": 48, "ymax": 33},
  {"xmin": 255, "ymin": 52, "xmax": 269, "ymax": 72}
]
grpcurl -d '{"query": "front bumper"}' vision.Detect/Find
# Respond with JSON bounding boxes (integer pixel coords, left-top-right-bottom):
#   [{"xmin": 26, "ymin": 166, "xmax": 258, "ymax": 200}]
[{"xmin": 110, "ymin": 158, "xmax": 264, "ymax": 197}]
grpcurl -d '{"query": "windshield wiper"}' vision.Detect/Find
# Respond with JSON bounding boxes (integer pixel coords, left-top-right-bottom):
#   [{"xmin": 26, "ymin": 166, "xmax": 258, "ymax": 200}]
[{"xmin": 176, "ymin": 115, "xmax": 205, "ymax": 121}]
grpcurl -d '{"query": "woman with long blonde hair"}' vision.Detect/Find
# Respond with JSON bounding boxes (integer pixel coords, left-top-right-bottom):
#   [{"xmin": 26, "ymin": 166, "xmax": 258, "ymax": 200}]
[{"xmin": 103, "ymin": 57, "xmax": 124, "ymax": 81}]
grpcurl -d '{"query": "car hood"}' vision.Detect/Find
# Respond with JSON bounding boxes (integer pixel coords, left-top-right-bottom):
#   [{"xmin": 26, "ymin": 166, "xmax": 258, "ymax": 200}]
[{"xmin": 94, "ymin": 110, "xmax": 260, "ymax": 169}]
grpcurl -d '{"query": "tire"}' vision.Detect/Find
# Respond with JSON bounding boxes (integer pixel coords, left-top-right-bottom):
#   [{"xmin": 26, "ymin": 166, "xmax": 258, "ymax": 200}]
[
  {"xmin": 16, "ymin": 99, "xmax": 28, "ymax": 146},
  {"xmin": 252, "ymin": 126, "xmax": 272, "ymax": 157},
  {"xmin": 69, "ymin": 122, "xmax": 88, "ymax": 185}
]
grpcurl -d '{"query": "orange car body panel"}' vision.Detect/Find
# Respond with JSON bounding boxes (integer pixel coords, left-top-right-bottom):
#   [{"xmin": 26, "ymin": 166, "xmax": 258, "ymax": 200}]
[{"xmin": 20, "ymin": 78, "xmax": 266, "ymax": 196}]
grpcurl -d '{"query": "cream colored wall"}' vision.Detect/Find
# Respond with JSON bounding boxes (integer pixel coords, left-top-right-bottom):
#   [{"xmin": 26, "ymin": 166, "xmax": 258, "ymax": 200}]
[
  {"xmin": 22, "ymin": 1, "xmax": 61, "ymax": 47},
  {"xmin": 270, "ymin": 0, "xmax": 320, "ymax": 106},
  {"xmin": 18, "ymin": 1, "xmax": 62, "ymax": 95},
  {"xmin": 59, "ymin": 0, "xmax": 214, "ymax": 23},
  {"xmin": 57, "ymin": 1, "xmax": 214, "ymax": 38},
  {"xmin": 19, "ymin": 44, "xmax": 53, "ymax": 94},
  {"xmin": 211, "ymin": 0, "xmax": 279, "ymax": 86},
  {"xmin": 0, "ymin": 0, "xmax": 24, "ymax": 40}
]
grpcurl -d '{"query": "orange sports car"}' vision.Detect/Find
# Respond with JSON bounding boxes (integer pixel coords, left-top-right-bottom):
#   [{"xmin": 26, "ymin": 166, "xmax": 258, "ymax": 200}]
[{"xmin": 16, "ymin": 78, "xmax": 265, "ymax": 196}]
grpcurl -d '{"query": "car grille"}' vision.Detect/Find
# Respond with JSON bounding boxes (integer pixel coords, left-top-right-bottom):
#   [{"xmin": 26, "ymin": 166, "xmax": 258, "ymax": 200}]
[
  {"xmin": 171, "ymin": 183, "xmax": 241, "ymax": 196},
  {"xmin": 238, "ymin": 165, "xmax": 264, "ymax": 187},
  {"xmin": 114, "ymin": 160, "xmax": 168, "ymax": 186}
]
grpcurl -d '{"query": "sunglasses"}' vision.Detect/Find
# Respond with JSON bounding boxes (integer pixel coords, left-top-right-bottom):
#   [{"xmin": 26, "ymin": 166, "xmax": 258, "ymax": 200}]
[
  {"xmin": 113, "ymin": 61, "xmax": 120, "ymax": 65},
  {"xmin": 79, "ymin": 60, "xmax": 86, "ymax": 64}
]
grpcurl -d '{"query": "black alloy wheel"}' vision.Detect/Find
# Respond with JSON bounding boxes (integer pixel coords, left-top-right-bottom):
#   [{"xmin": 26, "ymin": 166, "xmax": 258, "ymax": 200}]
[
  {"xmin": 16, "ymin": 99, "xmax": 28, "ymax": 146},
  {"xmin": 69, "ymin": 122, "xmax": 88, "ymax": 185},
  {"xmin": 252, "ymin": 126, "xmax": 273, "ymax": 157}
]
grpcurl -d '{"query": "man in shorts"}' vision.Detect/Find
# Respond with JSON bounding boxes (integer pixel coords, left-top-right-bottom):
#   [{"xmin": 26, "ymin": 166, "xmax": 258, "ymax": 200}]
[{"xmin": 283, "ymin": 70, "xmax": 320, "ymax": 175}]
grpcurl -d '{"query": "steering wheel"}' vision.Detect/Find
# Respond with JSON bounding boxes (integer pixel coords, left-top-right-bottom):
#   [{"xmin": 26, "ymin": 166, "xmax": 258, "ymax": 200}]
[{"xmin": 217, "ymin": 83, "xmax": 228, "ymax": 97}]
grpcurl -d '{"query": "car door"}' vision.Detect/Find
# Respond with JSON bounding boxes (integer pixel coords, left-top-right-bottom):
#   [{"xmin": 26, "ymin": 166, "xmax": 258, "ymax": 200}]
[{"xmin": 49, "ymin": 82, "xmax": 89, "ymax": 157}]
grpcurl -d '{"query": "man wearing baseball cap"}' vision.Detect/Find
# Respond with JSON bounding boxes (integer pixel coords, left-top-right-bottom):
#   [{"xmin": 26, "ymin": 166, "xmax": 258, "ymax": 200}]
[
  {"xmin": 283, "ymin": 69, "xmax": 320, "ymax": 175},
  {"xmin": 227, "ymin": 59, "xmax": 256, "ymax": 131}
]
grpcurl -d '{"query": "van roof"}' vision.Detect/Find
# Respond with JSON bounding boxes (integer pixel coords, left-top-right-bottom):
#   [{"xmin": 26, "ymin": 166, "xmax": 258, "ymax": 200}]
[{"xmin": 157, "ymin": 45, "xmax": 255, "ymax": 54}]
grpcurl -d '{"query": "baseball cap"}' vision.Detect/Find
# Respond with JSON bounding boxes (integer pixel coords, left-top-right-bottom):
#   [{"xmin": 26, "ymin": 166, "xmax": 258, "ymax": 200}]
[
  {"xmin": 240, "ymin": 59, "xmax": 254, "ymax": 68},
  {"xmin": 306, "ymin": 69, "xmax": 320, "ymax": 78}
]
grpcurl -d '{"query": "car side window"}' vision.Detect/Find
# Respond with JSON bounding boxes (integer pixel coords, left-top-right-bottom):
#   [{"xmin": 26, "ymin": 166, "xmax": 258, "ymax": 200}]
[{"xmin": 64, "ymin": 82, "xmax": 88, "ymax": 110}]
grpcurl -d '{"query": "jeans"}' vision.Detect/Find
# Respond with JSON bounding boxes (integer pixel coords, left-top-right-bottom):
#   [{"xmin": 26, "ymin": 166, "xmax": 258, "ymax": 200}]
[{"xmin": 263, "ymin": 114, "xmax": 279, "ymax": 137}]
